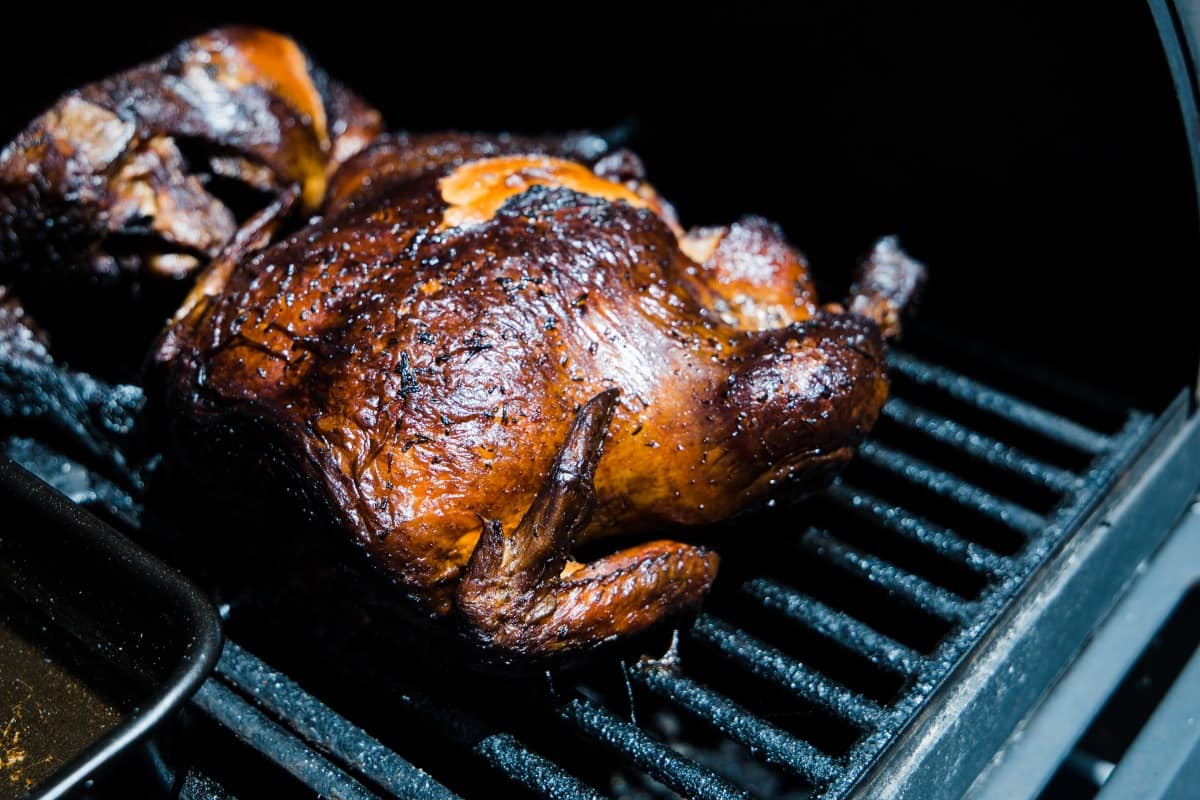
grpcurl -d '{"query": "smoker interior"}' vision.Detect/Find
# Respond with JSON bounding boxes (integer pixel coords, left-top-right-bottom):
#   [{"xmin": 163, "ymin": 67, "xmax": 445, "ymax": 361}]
[{"xmin": 1, "ymin": 3, "xmax": 1198, "ymax": 799}]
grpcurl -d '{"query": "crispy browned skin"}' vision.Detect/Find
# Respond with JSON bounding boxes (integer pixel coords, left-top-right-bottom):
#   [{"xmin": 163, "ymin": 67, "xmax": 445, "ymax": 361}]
[
  {"xmin": 157, "ymin": 132, "xmax": 925, "ymax": 655},
  {"xmin": 0, "ymin": 27, "xmax": 381, "ymax": 290}
]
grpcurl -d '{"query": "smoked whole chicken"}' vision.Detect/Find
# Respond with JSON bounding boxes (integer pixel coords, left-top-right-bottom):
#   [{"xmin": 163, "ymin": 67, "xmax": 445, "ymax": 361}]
[{"xmin": 0, "ymin": 28, "xmax": 925, "ymax": 657}]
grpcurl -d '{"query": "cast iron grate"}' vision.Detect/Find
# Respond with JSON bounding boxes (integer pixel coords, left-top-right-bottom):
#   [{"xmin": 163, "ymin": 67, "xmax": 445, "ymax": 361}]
[{"xmin": 140, "ymin": 347, "xmax": 1153, "ymax": 800}]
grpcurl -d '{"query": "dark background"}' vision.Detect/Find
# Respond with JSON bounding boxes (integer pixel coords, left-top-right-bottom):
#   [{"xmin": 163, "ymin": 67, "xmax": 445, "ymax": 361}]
[{"xmin": 3, "ymin": 1, "xmax": 1197, "ymax": 418}]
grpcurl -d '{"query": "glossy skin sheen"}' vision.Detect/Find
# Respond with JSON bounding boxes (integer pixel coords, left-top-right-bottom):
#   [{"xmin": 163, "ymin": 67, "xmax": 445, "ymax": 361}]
[{"xmin": 158, "ymin": 132, "xmax": 925, "ymax": 655}]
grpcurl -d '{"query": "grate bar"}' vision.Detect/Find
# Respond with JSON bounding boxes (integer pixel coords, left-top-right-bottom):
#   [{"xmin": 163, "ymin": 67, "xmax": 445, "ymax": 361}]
[
  {"xmin": 824, "ymin": 482, "xmax": 1010, "ymax": 579},
  {"xmin": 475, "ymin": 733, "xmax": 608, "ymax": 800},
  {"xmin": 858, "ymin": 440, "xmax": 1045, "ymax": 537},
  {"xmin": 887, "ymin": 350, "xmax": 1112, "ymax": 455},
  {"xmin": 214, "ymin": 641, "xmax": 458, "ymax": 800},
  {"xmin": 880, "ymin": 396, "xmax": 1078, "ymax": 492},
  {"xmin": 192, "ymin": 679, "xmax": 383, "ymax": 800},
  {"xmin": 798, "ymin": 529, "xmax": 975, "ymax": 622},
  {"xmin": 740, "ymin": 576, "xmax": 924, "ymax": 677},
  {"xmin": 272, "ymin": 638, "xmax": 603, "ymax": 800},
  {"xmin": 558, "ymin": 697, "xmax": 751, "ymax": 800},
  {"xmin": 630, "ymin": 662, "xmax": 840, "ymax": 785},
  {"xmin": 691, "ymin": 615, "xmax": 883, "ymax": 729}
]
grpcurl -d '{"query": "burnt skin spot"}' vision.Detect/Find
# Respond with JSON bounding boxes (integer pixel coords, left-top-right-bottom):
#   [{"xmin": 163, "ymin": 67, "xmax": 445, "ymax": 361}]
[{"xmin": 396, "ymin": 351, "xmax": 419, "ymax": 397}]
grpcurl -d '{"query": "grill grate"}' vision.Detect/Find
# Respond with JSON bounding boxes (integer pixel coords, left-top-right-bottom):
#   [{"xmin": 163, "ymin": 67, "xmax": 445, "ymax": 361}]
[
  {"xmin": 195, "ymin": 641, "xmax": 458, "ymax": 800},
  {"xmin": 155, "ymin": 346, "xmax": 1154, "ymax": 800},
  {"xmin": 3, "ymin": 344, "xmax": 1156, "ymax": 799}
]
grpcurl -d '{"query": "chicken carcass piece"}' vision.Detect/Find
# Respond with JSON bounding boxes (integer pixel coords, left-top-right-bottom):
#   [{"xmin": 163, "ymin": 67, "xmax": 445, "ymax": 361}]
[
  {"xmin": 0, "ymin": 26, "xmax": 381, "ymax": 290},
  {"xmin": 157, "ymin": 134, "xmax": 925, "ymax": 656}
]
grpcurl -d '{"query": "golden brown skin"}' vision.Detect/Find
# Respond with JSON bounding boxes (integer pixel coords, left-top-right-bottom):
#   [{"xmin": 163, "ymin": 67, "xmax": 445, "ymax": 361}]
[
  {"xmin": 157, "ymin": 133, "xmax": 925, "ymax": 655},
  {"xmin": 0, "ymin": 27, "xmax": 381, "ymax": 290},
  {"xmin": 457, "ymin": 390, "xmax": 718, "ymax": 654}
]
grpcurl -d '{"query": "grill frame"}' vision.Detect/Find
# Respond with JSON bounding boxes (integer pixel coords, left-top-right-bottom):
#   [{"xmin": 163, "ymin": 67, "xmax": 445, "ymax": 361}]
[
  {"xmin": 850, "ymin": 393, "xmax": 1200, "ymax": 799},
  {"xmin": 969, "ymin": 488, "xmax": 1200, "ymax": 799}
]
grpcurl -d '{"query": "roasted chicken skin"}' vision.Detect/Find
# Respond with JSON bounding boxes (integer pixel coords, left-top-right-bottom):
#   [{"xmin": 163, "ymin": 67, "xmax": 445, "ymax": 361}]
[
  {"xmin": 156, "ymin": 132, "xmax": 925, "ymax": 655},
  {"xmin": 0, "ymin": 27, "xmax": 380, "ymax": 290}
]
